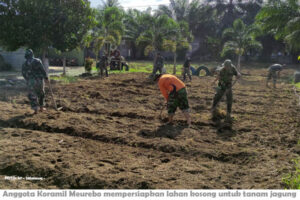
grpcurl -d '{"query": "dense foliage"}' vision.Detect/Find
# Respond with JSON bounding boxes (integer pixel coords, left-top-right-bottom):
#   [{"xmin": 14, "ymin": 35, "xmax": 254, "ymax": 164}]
[{"xmin": 0, "ymin": 0, "xmax": 299, "ymax": 62}]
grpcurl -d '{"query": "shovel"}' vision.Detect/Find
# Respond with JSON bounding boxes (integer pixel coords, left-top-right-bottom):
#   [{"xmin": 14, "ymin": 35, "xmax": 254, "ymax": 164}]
[{"xmin": 46, "ymin": 79, "xmax": 63, "ymax": 111}]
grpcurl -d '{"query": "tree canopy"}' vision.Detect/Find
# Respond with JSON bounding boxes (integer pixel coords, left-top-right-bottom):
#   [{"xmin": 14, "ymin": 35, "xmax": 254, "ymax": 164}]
[
  {"xmin": 0, "ymin": 0, "xmax": 96, "ymax": 54},
  {"xmin": 0, "ymin": 0, "xmax": 299, "ymax": 63},
  {"xmin": 256, "ymin": 0, "xmax": 300, "ymax": 51},
  {"xmin": 222, "ymin": 18, "xmax": 262, "ymax": 70}
]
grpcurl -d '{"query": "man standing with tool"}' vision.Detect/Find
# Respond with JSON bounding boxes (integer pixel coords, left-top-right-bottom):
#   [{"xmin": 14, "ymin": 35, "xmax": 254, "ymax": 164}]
[
  {"xmin": 22, "ymin": 49, "xmax": 48, "ymax": 114},
  {"xmin": 151, "ymin": 53, "xmax": 165, "ymax": 77},
  {"xmin": 154, "ymin": 74, "xmax": 191, "ymax": 127},
  {"xmin": 211, "ymin": 59, "xmax": 241, "ymax": 122},
  {"xmin": 182, "ymin": 57, "xmax": 192, "ymax": 82},
  {"xmin": 96, "ymin": 55, "xmax": 108, "ymax": 77}
]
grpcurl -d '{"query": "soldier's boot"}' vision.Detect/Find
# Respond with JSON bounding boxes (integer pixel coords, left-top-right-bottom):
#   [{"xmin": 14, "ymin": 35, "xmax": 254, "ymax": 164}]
[
  {"xmin": 273, "ymin": 81, "xmax": 276, "ymax": 89},
  {"xmin": 167, "ymin": 114, "xmax": 174, "ymax": 125},
  {"xmin": 225, "ymin": 113, "xmax": 233, "ymax": 124},
  {"xmin": 211, "ymin": 108, "xmax": 219, "ymax": 121},
  {"xmin": 40, "ymin": 107, "xmax": 46, "ymax": 112},
  {"xmin": 33, "ymin": 107, "xmax": 39, "ymax": 114}
]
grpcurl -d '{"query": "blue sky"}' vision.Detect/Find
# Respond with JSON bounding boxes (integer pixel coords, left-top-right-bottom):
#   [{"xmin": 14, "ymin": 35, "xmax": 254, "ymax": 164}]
[{"xmin": 89, "ymin": 0, "xmax": 169, "ymax": 10}]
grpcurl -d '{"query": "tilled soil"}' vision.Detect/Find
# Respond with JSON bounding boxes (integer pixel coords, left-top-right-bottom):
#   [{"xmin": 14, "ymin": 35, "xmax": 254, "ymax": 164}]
[{"xmin": 0, "ymin": 69, "xmax": 299, "ymax": 189}]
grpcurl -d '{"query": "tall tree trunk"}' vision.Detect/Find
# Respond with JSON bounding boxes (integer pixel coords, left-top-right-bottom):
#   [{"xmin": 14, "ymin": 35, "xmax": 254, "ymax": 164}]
[
  {"xmin": 237, "ymin": 54, "xmax": 241, "ymax": 72},
  {"xmin": 95, "ymin": 49, "xmax": 98, "ymax": 66},
  {"xmin": 153, "ymin": 50, "xmax": 157, "ymax": 70},
  {"xmin": 131, "ymin": 42, "xmax": 136, "ymax": 59},
  {"xmin": 62, "ymin": 56, "xmax": 66, "ymax": 76},
  {"xmin": 173, "ymin": 52, "xmax": 177, "ymax": 75},
  {"xmin": 42, "ymin": 48, "xmax": 46, "ymax": 64},
  {"xmin": 41, "ymin": 48, "xmax": 49, "ymax": 75}
]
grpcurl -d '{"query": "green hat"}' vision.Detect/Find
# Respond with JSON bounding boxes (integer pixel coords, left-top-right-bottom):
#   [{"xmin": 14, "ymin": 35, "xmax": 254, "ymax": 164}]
[
  {"xmin": 224, "ymin": 59, "xmax": 232, "ymax": 67},
  {"xmin": 25, "ymin": 49, "xmax": 33, "ymax": 59}
]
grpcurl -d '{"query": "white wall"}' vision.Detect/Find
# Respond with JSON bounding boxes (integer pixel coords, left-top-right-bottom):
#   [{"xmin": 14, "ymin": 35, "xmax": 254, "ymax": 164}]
[{"xmin": 0, "ymin": 47, "xmax": 26, "ymax": 71}]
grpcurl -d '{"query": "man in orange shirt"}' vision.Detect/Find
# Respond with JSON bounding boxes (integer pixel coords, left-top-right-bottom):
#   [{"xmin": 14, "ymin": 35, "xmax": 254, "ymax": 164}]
[{"xmin": 154, "ymin": 74, "xmax": 191, "ymax": 126}]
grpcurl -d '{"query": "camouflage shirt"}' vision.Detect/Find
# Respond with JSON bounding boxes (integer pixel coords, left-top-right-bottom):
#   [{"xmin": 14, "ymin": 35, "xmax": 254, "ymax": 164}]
[
  {"xmin": 218, "ymin": 65, "xmax": 238, "ymax": 87},
  {"xmin": 183, "ymin": 59, "xmax": 191, "ymax": 68},
  {"xmin": 96, "ymin": 57, "xmax": 108, "ymax": 68},
  {"xmin": 268, "ymin": 64, "xmax": 283, "ymax": 72},
  {"xmin": 155, "ymin": 56, "xmax": 164, "ymax": 67},
  {"xmin": 22, "ymin": 58, "xmax": 47, "ymax": 81}
]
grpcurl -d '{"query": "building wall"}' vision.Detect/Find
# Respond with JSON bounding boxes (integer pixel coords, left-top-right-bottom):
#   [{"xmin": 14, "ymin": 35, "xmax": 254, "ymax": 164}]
[
  {"xmin": 0, "ymin": 47, "xmax": 26, "ymax": 71},
  {"xmin": 48, "ymin": 48, "xmax": 85, "ymax": 66}
]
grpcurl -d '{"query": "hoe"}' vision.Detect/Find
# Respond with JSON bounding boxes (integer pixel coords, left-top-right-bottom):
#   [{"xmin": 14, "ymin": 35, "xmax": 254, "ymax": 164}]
[{"xmin": 47, "ymin": 79, "xmax": 63, "ymax": 111}]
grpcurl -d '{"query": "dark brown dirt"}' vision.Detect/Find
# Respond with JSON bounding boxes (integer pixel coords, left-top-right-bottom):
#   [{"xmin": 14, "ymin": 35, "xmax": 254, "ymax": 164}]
[{"xmin": 0, "ymin": 69, "xmax": 299, "ymax": 189}]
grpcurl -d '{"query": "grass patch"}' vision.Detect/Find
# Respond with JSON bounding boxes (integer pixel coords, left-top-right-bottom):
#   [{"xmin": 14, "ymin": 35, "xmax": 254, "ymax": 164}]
[
  {"xmin": 89, "ymin": 60, "xmax": 219, "ymax": 76},
  {"xmin": 283, "ymin": 158, "xmax": 300, "ymax": 189},
  {"xmin": 294, "ymin": 82, "xmax": 300, "ymax": 89},
  {"xmin": 50, "ymin": 75, "xmax": 78, "ymax": 84}
]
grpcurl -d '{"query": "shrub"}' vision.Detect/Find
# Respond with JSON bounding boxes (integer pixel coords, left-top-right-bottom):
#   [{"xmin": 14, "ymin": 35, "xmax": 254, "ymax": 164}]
[
  {"xmin": 84, "ymin": 58, "xmax": 93, "ymax": 73},
  {"xmin": 283, "ymin": 158, "xmax": 300, "ymax": 189}
]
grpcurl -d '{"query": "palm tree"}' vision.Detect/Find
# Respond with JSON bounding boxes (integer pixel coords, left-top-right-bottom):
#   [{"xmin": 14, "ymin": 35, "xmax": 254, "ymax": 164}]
[
  {"xmin": 155, "ymin": 1, "xmax": 193, "ymax": 73},
  {"xmin": 123, "ymin": 9, "xmax": 148, "ymax": 59},
  {"xmin": 209, "ymin": 0, "xmax": 242, "ymax": 32},
  {"xmin": 155, "ymin": 0, "xmax": 190, "ymax": 21},
  {"xmin": 221, "ymin": 18, "xmax": 262, "ymax": 71},
  {"xmin": 136, "ymin": 14, "xmax": 178, "ymax": 66},
  {"xmin": 285, "ymin": 16, "xmax": 300, "ymax": 51},
  {"xmin": 256, "ymin": 0, "xmax": 300, "ymax": 51},
  {"xmin": 163, "ymin": 21, "xmax": 193, "ymax": 74},
  {"xmin": 99, "ymin": 0, "xmax": 121, "ymax": 10},
  {"xmin": 93, "ymin": 6, "xmax": 124, "ymax": 63}
]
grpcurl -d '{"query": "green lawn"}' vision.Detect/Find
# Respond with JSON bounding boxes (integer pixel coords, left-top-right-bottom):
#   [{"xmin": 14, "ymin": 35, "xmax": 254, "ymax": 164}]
[
  {"xmin": 295, "ymin": 82, "xmax": 300, "ymax": 89},
  {"xmin": 51, "ymin": 75, "xmax": 78, "ymax": 84},
  {"xmin": 90, "ymin": 60, "xmax": 220, "ymax": 75}
]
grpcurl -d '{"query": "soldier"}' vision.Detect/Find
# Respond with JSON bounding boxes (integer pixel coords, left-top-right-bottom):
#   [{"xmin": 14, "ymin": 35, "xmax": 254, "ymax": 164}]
[
  {"xmin": 154, "ymin": 74, "xmax": 191, "ymax": 126},
  {"xmin": 211, "ymin": 59, "xmax": 241, "ymax": 122},
  {"xmin": 151, "ymin": 53, "xmax": 164, "ymax": 77},
  {"xmin": 96, "ymin": 55, "xmax": 108, "ymax": 77},
  {"xmin": 22, "ymin": 49, "xmax": 48, "ymax": 114},
  {"xmin": 182, "ymin": 57, "xmax": 192, "ymax": 82},
  {"xmin": 120, "ymin": 56, "xmax": 129, "ymax": 71},
  {"xmin": 266, "ymin": 63, "xmax": 286, "ymax": 88}
]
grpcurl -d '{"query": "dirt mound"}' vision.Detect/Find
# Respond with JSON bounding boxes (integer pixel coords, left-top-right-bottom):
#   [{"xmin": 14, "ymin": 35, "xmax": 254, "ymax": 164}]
[{"xmin": 0, "ymin": 70, "xmax": 299, "ymax": 189}]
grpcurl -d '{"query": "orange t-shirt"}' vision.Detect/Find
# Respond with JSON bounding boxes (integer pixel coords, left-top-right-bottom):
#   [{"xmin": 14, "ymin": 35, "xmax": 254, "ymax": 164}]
[{"xmin": 158, "ymin": 74, "xmax": 185, "ymax": 101}]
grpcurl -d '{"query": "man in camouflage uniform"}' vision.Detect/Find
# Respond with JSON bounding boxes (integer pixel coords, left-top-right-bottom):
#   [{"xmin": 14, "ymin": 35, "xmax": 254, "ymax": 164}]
[
  {"xmin": 182, "ymin": 57, "xmax": 192, "ymax": 82},
  {"xmin": 266, "ymin": 63, "xmax": 286, "ymax": 88},
  {"xmin": 96, "ymin": 55, "xmax": 108, "ymax": 77},
  {"xmin": 120, "ymin": 56, "xmax": 129, "ymax": 71},
  {"xmin": 211, "ymin": 59, "xmax": 241, "ymax": 122},
  {"xmin": 151, "ymin": 53, "xmax": 165, "ymax": 77},
  {"xmin": 22, "ymin": 49, "xmax": 48, "ymax": 114}
]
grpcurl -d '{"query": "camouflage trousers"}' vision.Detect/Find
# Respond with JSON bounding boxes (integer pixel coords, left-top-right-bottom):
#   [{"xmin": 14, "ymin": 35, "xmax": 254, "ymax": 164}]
[
  {"xmin": 151, "ymin": 64, "xmax": 163, "ymax": 76},
  {"xmin": 267, "ymin": 71, "xmax": 277, "ymax": 84},
  {"xmin": 167, "ymin": 88, "xmax": 190, "ymax": 114},
  {"xmin": 212, "ymin": 85, "xmax": 233, "ymax": 114},
  {"xmin": 26, "ymin": 78, "xmax": 45, "ymax": 110},
  {"xmin": 97, "ymin": 63, "xmax": 108, "ymax": 77},
  {"xmin": 100, "ymin": 66, "xmax": 108, "ymax": 77},
  {"xmin": 182, "ymin": 67, "xmax": 192, "ymax": 81}
]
